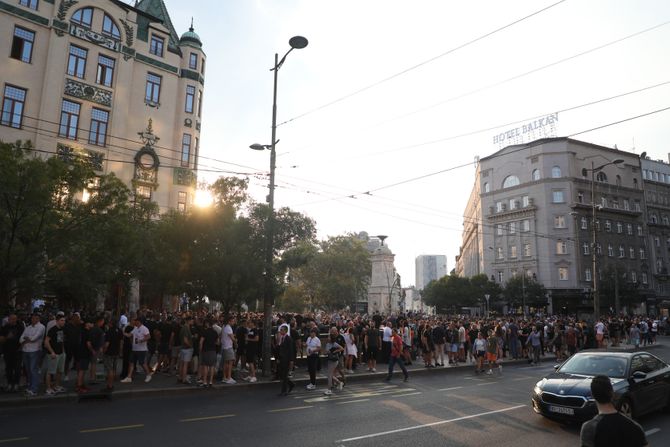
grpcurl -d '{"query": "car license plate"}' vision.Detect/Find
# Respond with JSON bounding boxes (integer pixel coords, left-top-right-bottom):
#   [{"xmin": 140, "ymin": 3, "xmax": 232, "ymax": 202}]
[{"xmin": 549, "ymin": 405, "xmax": 574, "ymax": 415}]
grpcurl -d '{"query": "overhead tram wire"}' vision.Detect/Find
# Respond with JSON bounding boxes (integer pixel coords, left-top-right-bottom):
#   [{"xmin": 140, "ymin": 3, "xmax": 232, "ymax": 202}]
[
  {"xmin": 12, "ymin": 118, "xmax": 264, "ymax": 177},
  {"xmin": 280, "ymin": 20, "xmax": 670, "ymax": 160},
  {"xmin": 286, "ymin": 79, "xmax": 670, "ymax": 166},
  {"xmin": 276, "ymin": 0, "xmax": 569, "ymax": 128},
  {"xmin": 291, "ymin": 104, "xmax": 670, "ymax": 207},
  {"xmin": 16, "ymin": 113, "xmax": 266, "ymax": 173}
]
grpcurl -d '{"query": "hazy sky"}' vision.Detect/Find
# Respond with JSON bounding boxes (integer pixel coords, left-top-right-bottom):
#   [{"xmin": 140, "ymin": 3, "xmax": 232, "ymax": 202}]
[{"xmin": 162, "ymin": 0, "xmax": 670, "ymax": 286}]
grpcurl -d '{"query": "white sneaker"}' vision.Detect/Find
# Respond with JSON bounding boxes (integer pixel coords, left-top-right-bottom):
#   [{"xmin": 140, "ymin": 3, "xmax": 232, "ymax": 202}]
[
  {"xmin": 306, "ymin": 384, "xmax": 315, "ymax": 390},
  {"xmin": 486, "ymin": 370, "xmax": 492, "ymax": 375},
  {"xmin": 225, "ymin": 378, "xmax": 237, "ymax": 384},
  {"xmin": 347, "ymin": 369, "xmax": 354, "ymax": 374},
  {"xmin": 248, "ymin": 377, "xmax": 257, "ymax": 383},
  {"xmin": 324, "ymin": 389, "xmax": 332, "ymax": 396},
  {"xmin": 120, "ymin": 377, "xmax": 132, "ymax": 383},
  {"xmin": 338, "ymin": 381, "xmax": 344, "ymax": 391},
  {"xmin": 371, "ymin": 368, "xmax": 376, "ymax": 372},
  {"xmin": 54, "ymin": 386, "xmax": 66, "ymax": 393},
  {"xmin": 46, "ymin": 388, "xmax": 56, "ymax": 396},
  {"xmin": 144, "ymin": 374, "xmax": 153, "ymax": 383}
]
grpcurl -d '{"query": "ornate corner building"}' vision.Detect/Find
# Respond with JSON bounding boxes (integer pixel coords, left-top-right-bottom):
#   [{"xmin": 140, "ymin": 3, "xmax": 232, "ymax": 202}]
[
  {"xmin": 0, "ymin": 0, "xmax": 206, "ymax": 212},
  {"xmin": 455, "ymin": 137, "xmax": 667, "ymax": 317}
]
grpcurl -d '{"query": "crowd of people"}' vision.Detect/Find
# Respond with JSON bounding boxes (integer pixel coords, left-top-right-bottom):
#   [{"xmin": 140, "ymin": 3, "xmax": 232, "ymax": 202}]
[{"xmin": 0, "ymin": 306, "xmax": 667, "ymax": 398}]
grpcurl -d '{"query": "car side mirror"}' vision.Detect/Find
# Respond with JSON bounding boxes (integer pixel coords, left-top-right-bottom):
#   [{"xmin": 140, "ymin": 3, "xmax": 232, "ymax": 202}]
[
  {"xmin": 632, "ymin": 371, "xmax": 647, "ymax": 380},
  {"xmin": 553, "ymin": 364, "xmax": 560, "ymax": 371}
]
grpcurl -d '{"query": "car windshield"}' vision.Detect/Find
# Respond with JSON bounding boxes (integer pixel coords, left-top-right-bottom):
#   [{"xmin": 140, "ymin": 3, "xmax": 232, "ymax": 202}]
[{"xmin": 558, "ymin": 354, "xmax": 628, "ymax": 378}]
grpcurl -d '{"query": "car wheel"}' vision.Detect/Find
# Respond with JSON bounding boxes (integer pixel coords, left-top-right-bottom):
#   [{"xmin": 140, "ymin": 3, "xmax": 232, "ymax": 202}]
[{"xmin": 618, "ymin": 398, "xmax": 634, "ymax": 419}]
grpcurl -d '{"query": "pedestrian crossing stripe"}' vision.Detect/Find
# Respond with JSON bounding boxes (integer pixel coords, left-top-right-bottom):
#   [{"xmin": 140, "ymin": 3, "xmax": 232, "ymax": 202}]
[{"xmin": 303, "ymin": 388, "xmax": 418, "ymax": 403}]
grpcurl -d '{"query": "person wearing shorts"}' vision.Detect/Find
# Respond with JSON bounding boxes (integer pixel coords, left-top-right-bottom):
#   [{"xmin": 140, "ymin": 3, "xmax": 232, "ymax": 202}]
[
  {"xmin": 199, "ymin": 318, "xmax": 218, "ymax": 387},
  {"xmin": 220, "ymin": 316, "xmax": 236, "ymax": 384},
  {"xmin": 177, "ymin": 317, "xmax": 194, "ymax": 384},
  {"xmin": 245, "ymin": 320, "xmax": 259, "ymax": 382},
  {"xmin": 103, "ymin": 317, "xmax": 122, "ymax": 391},
  {"xmin": 76, "ymin": 320, "xmax": 93, "ymax": 393},
  {"xmin": 473, "ymin": 331, "xmax": 487, "ymax": 374},
  {"xmin": 120, "ymin": 318, "xmax": 153, "ymax": 384},
  {"xmin": 486, "ymin": 331, "xmax": 501, "ymax": 375},
  {"xmin": 364, "ymin": 322, "xmax": 380, "ymax": 372},
  {"xmin": 44, "ymin": 315, "xmax": 66, "ymax": 395}
]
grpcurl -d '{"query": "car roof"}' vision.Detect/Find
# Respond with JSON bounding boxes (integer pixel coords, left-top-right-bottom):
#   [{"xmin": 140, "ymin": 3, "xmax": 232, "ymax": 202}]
[{"xmin": 573, "ymin": 350, "xmax": 654, "ymax": 358}]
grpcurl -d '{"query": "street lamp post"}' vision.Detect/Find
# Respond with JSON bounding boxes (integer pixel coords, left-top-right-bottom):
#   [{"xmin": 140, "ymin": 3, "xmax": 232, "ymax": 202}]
[
  {"xmin": 584, "ymin": 158, "xmax": 624, "ymax": 322},
  {"xmin": 251, "ymin": 36, "xmax": 308, "ymax": 377}
]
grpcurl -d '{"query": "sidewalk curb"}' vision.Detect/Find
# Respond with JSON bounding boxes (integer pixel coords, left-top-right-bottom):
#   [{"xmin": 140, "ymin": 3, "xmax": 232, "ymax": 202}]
[{"xmin": 1, "ymin": 342, "xmax": 664, "ymax": 408}]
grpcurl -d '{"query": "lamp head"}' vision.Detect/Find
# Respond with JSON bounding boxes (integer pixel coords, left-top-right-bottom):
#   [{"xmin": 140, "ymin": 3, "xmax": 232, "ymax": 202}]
[
  {"xmin": 249, "ymin": 143, "xmax": 267, "ymax": 151},
  {"xmin": 612, "ymin": 159, "xmax": 625, "ymax": 165},
  {"xmin": 289, "ymin": 36, "xmax": 309, "ymax": 49}
]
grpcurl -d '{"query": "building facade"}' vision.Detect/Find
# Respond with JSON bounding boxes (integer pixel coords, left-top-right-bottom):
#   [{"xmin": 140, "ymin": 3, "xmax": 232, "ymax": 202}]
[
  {"xmin": 456, "ymin": 137, "xmax": 655, "ymax": 316},
  {"xmin": 641, "ymin": 156, "xmax": 670, "ymax": 312},
  {"xmin": 415, "ymin": 254, "xmax": 447, "ymax": 291},
  {"xmin": 0, "ymin": 0, "xmax": 205, "ymax": 213}
]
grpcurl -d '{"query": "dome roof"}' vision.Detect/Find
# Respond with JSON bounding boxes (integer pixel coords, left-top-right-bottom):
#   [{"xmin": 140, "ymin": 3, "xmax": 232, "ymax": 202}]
[{"xmin": 180, "ymin": 26, "xmax": 202, "ymax": 47}]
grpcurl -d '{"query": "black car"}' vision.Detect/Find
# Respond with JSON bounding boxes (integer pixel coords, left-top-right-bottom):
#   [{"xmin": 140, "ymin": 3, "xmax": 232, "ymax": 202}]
[{"xmin": 531, "ymin": 351, "xmax": 670, "ymax": 422}]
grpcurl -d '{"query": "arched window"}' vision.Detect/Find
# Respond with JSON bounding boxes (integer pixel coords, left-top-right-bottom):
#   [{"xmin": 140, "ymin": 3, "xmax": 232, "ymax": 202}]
[
  {"xmin": 502, "ymin": 175, "xmax": 520, "ymax": 189},
  {"xmin": 551, "ymin": 166, "xmax": 561, "ymax": 178},
  {"xmin": 596, "ymin": 172, "xmax": 608, "ymax": 183},
  {"xmin": 483, "ymin": 182, "xmax": 490, "ymax": 193},
  {"xmin": 71, "ymin": 7, "xmax": 93, "ymax": 27},
  {"xmin": 102, "ymin": 13, "xmax": 120, "ymax": 39},
  {"xmin": 616, "ymin": 175, "xmax": 621, "ymax": 187},
  {"xmin": 651, "ymin": 214, "xmax": 658, "ymax": 224},
  {"xmin": 532, "ymin": 169, "xmax": 540, "ymax": 181},
  {"xmin": 633, "ymin": 178, "xmax": 638, "ymax": 189}
]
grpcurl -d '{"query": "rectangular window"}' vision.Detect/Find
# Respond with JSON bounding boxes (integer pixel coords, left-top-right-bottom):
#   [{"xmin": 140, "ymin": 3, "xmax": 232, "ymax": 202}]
[
  {"xmin": 522, "ymin": 196, "xmax": 529, "ymax": 207},
  {"xmin": 150, "ymin": 35, "xmax": 164, "ymax": 57},
  {"xmin": 496, "ymin": 247, "xmax": 504, "ymax": 260},
  {"xmin": 624, "ymin": 199, "xmax": 630, "ymax": 210},
  {"xmin": 509, "ymin": 222, "xmax": 516, "ymax": 234},
  {"xmin": 19, "ymin": 0, "xmax": 38, "ymax": 9},
  {"xmin": 181, "ymin": 133, "xmax": 191, "ymax": 167},
  {"xmin": 637, "ymin": 225, "xmax": 643, "ymax": 236},
  {"xmin": 629, "ymin": 247, "xmax": 635, "ymax": 259},
  {"xmin": 67, "ymin": 45, "xmax": 88, "ymax": 79},
  {"xmin": 58, "ymin": 99, "xmax": 80, "ymax": 139},
  {"xmin": 10, "ymin": 26, "xmax": 35, "ymax": 63},
  {"xmin": 201, "ymin": 57, "xmax": 205, "ymax": 74},
  {"xmin": 640, "ymin": 248, "xmax": 646, "ymax": 259},
  {"xmin": 136, "ymin": 185, "xmax": 152, "ymax": 199},
  {"xmin": 558, "ymin": 267, "xmax": 568, "ymax": 281},
  {"xmin": 523, "ymin": 243, "xmax": 531, "ymax": 257},
  {"xmin": 497, "ymin": 271, "xmax": 504, "ymax": 282},
  {"xmin": 585, "ymin": 268, "xmax": 592, "ymax": 282},
  {"xmin": 605, "ymin": 220, "xmax": 612, "ymax": 232},
  {"xmin": 496, "ymin": 224, "xmax": 503, "ymax": 236},
  {"xmin": 616, "ymin": 222, "xmax": 623, "ymax": 234},
  {"xmin": 577, "ymin": 192, "xmax": 584, "ymax": 203},
  {"xmin": 581, "ymin": 217, "xmax": 588, "ymax": 230},
  {"xmin": 522, "ymin": 220, "xmax": 530, "ymax": 232},
  {"xmin": 189, "ymin": 53, "xmax": 197, "ymax": 70},
  {"xmin": 178, "ymin": 191, "xmax": 187, "ymax": 212},
  {"xmin": 607, "ymin": 244, "xmax": 613, "ymax": 257},
  {"xmin": 552, "ymin": 190, "xmax": 565, "ymax": 203},
  {"xmin": 1, "ymin": 85, "xmax": 27, "ymax": 128},
  {"xmin": 145, "ymin": 73, "xmax": 161, "ymax": 104},
  {"xmin": 510, "ymin": 246, "xmax": 517, "ymax": 258},
  {"xmin": 554, "ymin": 215, "xmax": 566, "ymax": 228},
  {"xmin": 194, "ymin": 137, "xmax": 199, "ymax": 166},
  {"xmin": 596, "ymin": 243, "xmax": 602, "ymax": 255},
  {"xmin": 197, "ymin": 90, "xmax": 203, "ymax": 117},
  {"xmin": 509, "ymin": 199, "xmax": 517, "ymax": 210},
  {"xmin": 642, "ymin": 273, "xmax": 648, "ymax": 284},
  {"xmin": 627, "ymin": 224, "xmax": 633, "ymax": 235},
  {"xmin": 619, "ymin": 245, "xmax": 625, "ymax": 258},
  {"xmin": 631, "ymin": 271, "xmax": 637, "ymax": 283},
  {"xmin": 96, "ymin": 55, "xmax": 115, "ymax": 87},
  {"xmin": 89, "ymin": 108, "xmax": 109, "ymax": 146},
  {"xmin": 185, "ymin": 85, "xmax": 195, "ymax": 113},
  {"xmin": 634, "ymin": 201, "xmax": 641, "ymax": 211},
  {"xmin": 556, "ymin": 240, "xmax": 567, "ymax": 255},
  {"xmin": 496, "ymin": 202, "xmax": 503, "ymax": 213},
  {"xmin": 582, "ymin": 243, "xmax": 590, "ymax": 255}
]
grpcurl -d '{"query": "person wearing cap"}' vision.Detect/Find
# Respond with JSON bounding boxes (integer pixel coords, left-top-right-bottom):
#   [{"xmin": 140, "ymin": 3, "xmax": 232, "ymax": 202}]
[
  {"xmin": 580, "ymin": 375, "xmax": 647, "ymax": 447},
  {"xmin": 20, "ymin": 312, "xmax": 45, "ymax": 396}
]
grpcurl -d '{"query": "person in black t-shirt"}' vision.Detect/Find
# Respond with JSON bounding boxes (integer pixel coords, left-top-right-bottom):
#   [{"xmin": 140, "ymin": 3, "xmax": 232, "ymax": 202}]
[
  {"xmin": 103, "ymin": 318, "xmax": 123, "ymax": 391},
  {"xmin": 76, "ymin": 320, "xmax": 94, "ymax": 393},
  {"xmin": 199, "ymin": 318, "xmax": 219, "ymax": 387},
  {"xmin": 44, "ymin": 315, "xmax": 66, "ymax": 394},
  {"xmin": 0, "ymin": 313, "xmax": 24, "ymax": 392},
  {"xmin": 580, "ymin": 375, "xmax": 647, "ymax": 447},
  {"xmin": 245, "ymin": 320, "xmax": 259, "ymax": 383},
  {"xmin": 235, "ymin": 320, "xmax": 248, "ymax": 372}
]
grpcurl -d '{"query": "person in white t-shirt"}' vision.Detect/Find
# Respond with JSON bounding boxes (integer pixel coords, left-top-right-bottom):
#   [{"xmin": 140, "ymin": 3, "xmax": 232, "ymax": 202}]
[
  {"xmin": 220, "ymin": 316, "xmax": 236, "ymax": 384},
  {"xmin": 120, "ymin": 318, "xmax": 153, "ymax": 383}
]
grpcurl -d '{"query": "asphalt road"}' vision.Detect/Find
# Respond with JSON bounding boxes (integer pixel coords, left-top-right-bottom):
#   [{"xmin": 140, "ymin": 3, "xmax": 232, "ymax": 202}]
[{"xmin": 2, "ymin": 346, "xmax": 669, "ymax": 447}]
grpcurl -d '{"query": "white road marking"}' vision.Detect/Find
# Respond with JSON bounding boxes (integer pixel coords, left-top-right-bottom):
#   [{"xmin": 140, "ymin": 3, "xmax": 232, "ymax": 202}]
[
  {"xmin": 389, "ymin": 391, "xmax": 422, "ymax": 397},
  {"xmin": 335, "ymin": 404, "xmax": 526, "ymax": 443},
  {"xmin": 645, "ymin": 428, "xmax": 660, "ymax": 436},
  {"xmin": 268, "ymin": 405, "xmax": 313, "ymax": 413},
  {"xmin": 477, "ymin": 382, "xmax": 496, "ymax": 386},
  {"xmin": 336, "ymin": 399, "xmax": 371, "ymax": 405},
  {"xmin": 80, "ymin": 424, "xmax": 144, "ymax": 433},
  {"xmin": 511, "ymin": 376, "xmax": 534, "ymax": 381},
  {"xmin": 438, "ymin": 386, "xmax": 463, "ymax": 391},
  {"xmin": 0, "ymin": 438, "xmax": 29, "ymax": 444},
  {"xmin": 180, "ymin": 414, "xmax": 235, "ymax": 422}
]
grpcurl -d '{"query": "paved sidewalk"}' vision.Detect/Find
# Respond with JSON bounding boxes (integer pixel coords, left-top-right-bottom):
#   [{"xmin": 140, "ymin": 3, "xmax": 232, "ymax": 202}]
[{"xmin": 0, "ymin": 337, "xmax": 665, "ymax": 407}]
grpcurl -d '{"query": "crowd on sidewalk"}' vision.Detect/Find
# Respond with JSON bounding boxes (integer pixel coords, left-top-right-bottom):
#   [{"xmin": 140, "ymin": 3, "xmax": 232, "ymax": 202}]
[{"xmin": 0, "ymin": 306, "xmax": 667, "ymax": 399}]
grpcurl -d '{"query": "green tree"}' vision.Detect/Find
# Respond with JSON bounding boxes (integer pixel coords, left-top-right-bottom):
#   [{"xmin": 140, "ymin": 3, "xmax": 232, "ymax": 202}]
[
  {"xmin": 284, "ymin": 235, "xmax": 371, "ymax": 311},
  {"xmin": 502, "ymin": 275, "xmax": 547, "ymax": 311},
  {"xmin": 0, "ymin": 142, "xmax": 94, "ymax": 306}
]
